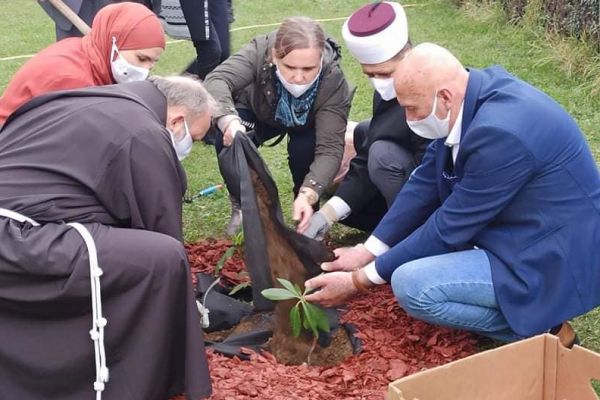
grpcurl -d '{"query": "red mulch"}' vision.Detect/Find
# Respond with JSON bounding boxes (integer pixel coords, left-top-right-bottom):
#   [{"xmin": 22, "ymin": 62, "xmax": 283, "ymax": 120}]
[
  {"xmin": 173, "ymin": 239, "xmax": 479, "ymax": 400},
  {"xmin": 186, "ymin": 238, "xmax": 249, "ymax": 288}
]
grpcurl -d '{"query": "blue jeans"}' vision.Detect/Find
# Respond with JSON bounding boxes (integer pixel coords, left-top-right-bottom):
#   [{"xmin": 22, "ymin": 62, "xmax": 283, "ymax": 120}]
[{"xmin": 391, "ymin": 250, "xmax": 523, "ymax": 342}]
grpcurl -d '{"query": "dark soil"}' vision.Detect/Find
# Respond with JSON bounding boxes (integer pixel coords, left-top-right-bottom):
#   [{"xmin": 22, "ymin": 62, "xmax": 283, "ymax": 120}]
[
  {"xmin": 205, "ymin": 306, "xmax": 355, "ymax": 367},
  {"xmin": 171, "ymin": 239, "xmax": 479, "ymax": 400}
]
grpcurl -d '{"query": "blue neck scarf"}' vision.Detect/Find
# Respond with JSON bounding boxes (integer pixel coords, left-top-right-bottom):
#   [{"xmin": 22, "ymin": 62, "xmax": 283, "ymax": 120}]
[{"xmin": 274, "ymin": 72, "xmax": 321, "ymax": 128}]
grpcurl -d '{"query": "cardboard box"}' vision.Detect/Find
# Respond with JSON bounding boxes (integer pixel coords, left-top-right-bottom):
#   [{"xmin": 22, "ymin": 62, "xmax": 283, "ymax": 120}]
[{"xmin": 388, "ymin": 334, "xmax": 600, "ymax": 400}]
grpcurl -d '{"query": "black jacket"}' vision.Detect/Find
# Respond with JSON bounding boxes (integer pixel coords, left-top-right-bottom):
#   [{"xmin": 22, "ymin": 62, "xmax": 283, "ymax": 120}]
[{"xmin": 336, "ymin": 92, "xmax": 430, "ymax": 212}]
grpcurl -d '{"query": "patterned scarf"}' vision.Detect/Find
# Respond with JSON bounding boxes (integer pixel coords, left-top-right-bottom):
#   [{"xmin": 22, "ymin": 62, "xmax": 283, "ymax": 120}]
[{"xmin": 274, "ymin": 72, "xmax": 322, "ymax": 128}]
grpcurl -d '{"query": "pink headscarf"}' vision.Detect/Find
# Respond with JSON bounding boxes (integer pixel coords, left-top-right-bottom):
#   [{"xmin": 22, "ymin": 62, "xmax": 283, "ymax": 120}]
[
  {"xmin": 82, "ymin": 2, "xmax": 166, "ymax": 84},
  {"xmin": 0, "ymin": 2, "xmax": 165, "ymax": 125}
]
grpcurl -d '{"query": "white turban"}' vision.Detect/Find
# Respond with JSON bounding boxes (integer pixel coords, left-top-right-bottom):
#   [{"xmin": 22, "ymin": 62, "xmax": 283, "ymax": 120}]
[{"xmin": 342, "ymin": 2, "xmax": 409, "ymax": 65}]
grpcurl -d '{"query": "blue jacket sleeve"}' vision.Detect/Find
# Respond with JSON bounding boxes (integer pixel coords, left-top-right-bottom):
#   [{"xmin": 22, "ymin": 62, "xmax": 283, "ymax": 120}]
[{"xmin": 374, "ymin": 128, "xmax": 536, "ymax": 281}]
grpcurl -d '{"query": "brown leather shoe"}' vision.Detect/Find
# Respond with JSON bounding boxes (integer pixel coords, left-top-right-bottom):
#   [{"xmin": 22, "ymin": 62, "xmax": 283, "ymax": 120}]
[{"xmin": 550, "ymin": 322, "xmax": 579, "ymax": 348}]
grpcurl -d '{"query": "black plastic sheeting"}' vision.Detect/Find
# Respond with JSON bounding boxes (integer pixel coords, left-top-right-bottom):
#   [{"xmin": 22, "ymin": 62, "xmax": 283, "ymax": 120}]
[
  {"xmin": 217, "ymin": 133, "xmax": 333, "ymax": 309},
  {"xmin": 199, "ymin": 134, "xmax": 360, "ymax": 358}
]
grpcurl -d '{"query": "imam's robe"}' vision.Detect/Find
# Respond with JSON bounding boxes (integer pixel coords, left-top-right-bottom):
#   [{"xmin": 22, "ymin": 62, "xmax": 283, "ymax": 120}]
[{"xmin": 0, "ymin": 81, "xmax": 212, "ymax": 399}]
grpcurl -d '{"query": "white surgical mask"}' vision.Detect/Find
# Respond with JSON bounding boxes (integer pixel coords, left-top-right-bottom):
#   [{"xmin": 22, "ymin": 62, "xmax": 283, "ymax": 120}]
[
  {"xmin": 406, "ymin": 92, "xmax": 451, "ymax": 140},
  {"xmin": 369, "ymin": 77, "xmax": 396, "ymax": 101},
  {"xmin": 110, "ymin": 37, "xmax": 149, "ymax": 84},
  {"xmin": 168, "ymin": 119, "xmax": 193, "ymax": 161},
  {"xmin": 275, "ymin": 61, "xmax": 322, "ymax": 98}
]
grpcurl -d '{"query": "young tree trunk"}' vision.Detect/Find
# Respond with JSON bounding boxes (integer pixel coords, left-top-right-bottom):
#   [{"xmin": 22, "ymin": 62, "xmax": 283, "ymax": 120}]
[{"xmin": 251, "ymin": 171, "xmax": 316, "ymax": 364}]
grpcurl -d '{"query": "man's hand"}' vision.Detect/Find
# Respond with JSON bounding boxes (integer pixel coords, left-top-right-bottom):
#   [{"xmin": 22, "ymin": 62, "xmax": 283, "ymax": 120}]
[
  {"xmin": 302, "ymin": 202, "xmax": 340, "ymax": 240},
  {"xmin": 293, "ymin": 194, "xmax": 314, "ymax": 233},
  {"xmin": 321, "ymin": 244, "xmax": 375, "ymax": 272},
  {"xmin": 304, "ymin": 271, "xmax": 356, "ymax": 307},
  {"xmin": 222, "ymin": 117, "xmax": 245, "ymax": 147},
  {"xmin": 302, "ymin": 211, "xmax": 332, "ymax": 240}
]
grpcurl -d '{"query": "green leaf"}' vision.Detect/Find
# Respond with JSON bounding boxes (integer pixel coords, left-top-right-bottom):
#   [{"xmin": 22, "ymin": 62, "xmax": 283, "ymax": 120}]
[
  {"xmin": 313, "ymin": 306, "xmax": 330, "ymax": 333},
  {"xmin": 228, "ymin": 281, "xmax": 250, "ymax": 296},
  {"xmin": 303, "ymin": 302, "xmax": 330, "ymax": 334},
  {"xmin": 301, "ymin": 302, "xmax": 319, "ymax": 337},
  {"xmin": 303, "ymin": 285, "xmax": 316, "ymax": 295},
  {"xmin": 302, "ymin": 273, "xmax": 323, "ymax": 295},
  {"xmin": 301, "ymin": 307, "xmax": 310, "ymax": 330},
  {"xmin": 261, "ymin": 288, "xmax": 297, "ymax": 301},
  {"xmin": 214, "ymin": 246, "xmax": 236, "ymax": 276},
  {"xmin": 276, "ymin": 278, "xmax": 301, "ymax": 296},
  {"xmin": 290, "ymin": 304, "xmax": 301, "ymax": 337},
  {"xmin": 232, "ymin": 229, "xmax": 244, "ymax": 247}
]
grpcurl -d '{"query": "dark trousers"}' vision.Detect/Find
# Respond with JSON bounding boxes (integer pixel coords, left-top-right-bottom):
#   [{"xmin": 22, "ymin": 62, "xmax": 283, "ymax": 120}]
[
  {"xmin": 215, "ymin": 109, "xmax": 316, "ymax": 198},
  {"xmin": 181, "ymin": 0, "xmax": 230, "ymax": 79},
  {"xmin": 367, "ymin": 139, "xmax": 416, "ymax": 206},
  {"xmin": 339, "ymin": 119, "xmax": 416, "ymax": 232},
  {"xmin": 38, "ymin": 0, "xmax": 107, "ymax": 41}
]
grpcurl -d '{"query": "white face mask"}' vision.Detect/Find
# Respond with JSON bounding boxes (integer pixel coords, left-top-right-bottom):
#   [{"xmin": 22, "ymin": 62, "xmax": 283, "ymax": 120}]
[
  {"xmin": 406, "ymin": 93, "xmax": 451, "ymax": 140},
  {"xmin": 275, "ymin": 60, "xmax": 322, "ymax": 98},
  {"xmin": 369, "ymin": 77, "xmax": 396, "ymax": 101},
  {"xmin": 110, "ymin": 37, "xmax": 149, "ymax": 84},
  {"xmin": 168, "ymin": 119, "xmax": 193, "ymax": 161}
]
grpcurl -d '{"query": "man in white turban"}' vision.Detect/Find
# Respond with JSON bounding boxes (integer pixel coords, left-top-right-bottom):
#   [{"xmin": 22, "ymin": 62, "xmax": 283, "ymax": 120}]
[{"xmin": 303, "ymin": 1, "xmax": 430, "ymax": 240}]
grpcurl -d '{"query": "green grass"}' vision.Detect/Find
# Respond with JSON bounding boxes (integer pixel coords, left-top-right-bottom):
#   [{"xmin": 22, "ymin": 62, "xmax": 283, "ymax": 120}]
[{"xmin": 1, "ymin": 0, "xmax": 599, "ymax": 354}]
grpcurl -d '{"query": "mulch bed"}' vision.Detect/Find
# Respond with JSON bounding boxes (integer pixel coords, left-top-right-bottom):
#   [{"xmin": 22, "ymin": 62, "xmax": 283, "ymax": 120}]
[{"xmin": 173, "ymin": 239, "xmax": 479, "ymax": 400}]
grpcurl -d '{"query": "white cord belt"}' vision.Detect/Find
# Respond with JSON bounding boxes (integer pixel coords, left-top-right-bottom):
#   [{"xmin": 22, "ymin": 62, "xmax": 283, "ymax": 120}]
[{"xmin": 0, "ymin": 208, "xmax": 109, "ymax": 400}]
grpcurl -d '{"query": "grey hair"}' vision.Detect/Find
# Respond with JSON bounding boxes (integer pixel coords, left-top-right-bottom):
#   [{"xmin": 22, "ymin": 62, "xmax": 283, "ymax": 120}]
[{"xmin": 147, "ymin": 75, "xmax": 218, "ymax": 120}]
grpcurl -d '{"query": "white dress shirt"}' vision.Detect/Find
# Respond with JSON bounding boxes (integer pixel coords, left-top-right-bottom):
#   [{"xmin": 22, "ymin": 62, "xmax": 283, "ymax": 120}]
[{"xmin": 362, "ymin": 101, "xmax": 465, "ymax": 284}]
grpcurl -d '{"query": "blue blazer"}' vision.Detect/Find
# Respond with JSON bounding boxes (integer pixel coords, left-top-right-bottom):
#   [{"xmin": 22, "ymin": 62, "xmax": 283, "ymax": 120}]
[{"xmin": 372, "ymin": 66, "xmax": 600, "ymax": 336}]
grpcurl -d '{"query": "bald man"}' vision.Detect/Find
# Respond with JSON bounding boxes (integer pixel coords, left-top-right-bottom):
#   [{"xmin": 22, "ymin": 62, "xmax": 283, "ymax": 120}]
[{"xmin": 305, "ymin": 43, "xmax": 600, "ymax": 348}]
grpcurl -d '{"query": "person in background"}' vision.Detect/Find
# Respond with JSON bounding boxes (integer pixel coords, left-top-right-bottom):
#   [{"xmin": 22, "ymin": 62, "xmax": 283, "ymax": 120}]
[
  {"xmin": 158, "ymin": 0, "xmax": 231, "ymax": 80},
  {"xmin": 204, "ymin": 16, "xmax": 352, "ymax": 235},
  {"xmin": 158, "ymin": 0, "xmax": 231, "ymax": 146},
  {"xmin": 0, "ymin": 2, "xmax": 165, "ymax": 126},
  {"xmin": 305, "ymin": 43, "xmax": 600, "ymax": 349},
  {"xmin": 0, "ymin": 75, "xmax": 216, "ymax": 399},
  {"xmin": 181, "ymin": 0, "xmax": 231, "ymax": 79},
  {"xmin": 38, "ymin": 0, "xmax": 160, "ymax": 41},
  {"xmin": 302, "ymin": 1, "xmax": 430, "ymax": 240},
  {"xmin": 39, "ymin": 0, "xmax": 111, "ymax": 40}
]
